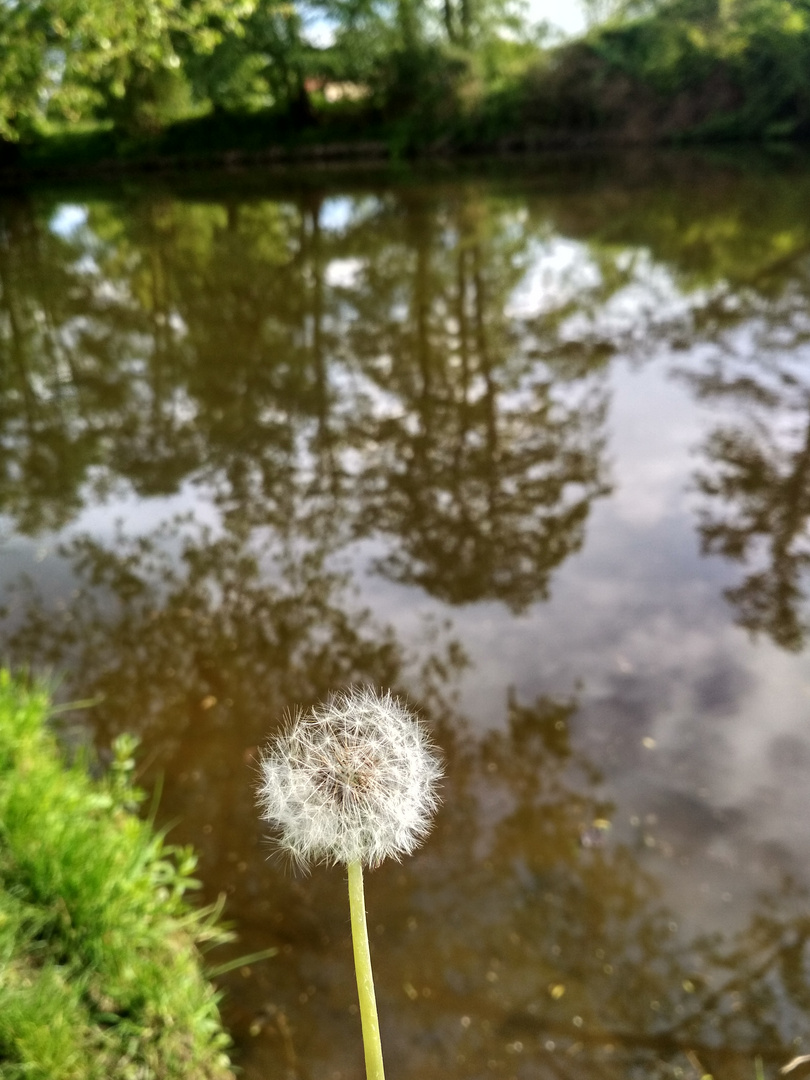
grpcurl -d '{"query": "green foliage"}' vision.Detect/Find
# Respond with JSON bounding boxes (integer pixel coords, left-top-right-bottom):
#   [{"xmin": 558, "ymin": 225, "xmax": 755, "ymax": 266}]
[
  {"xmin": 186, "ymin": 0, "xmax": 316, "ymax": 116},
  {"xmin": 0, "ymin": 670, "xmax": 235, "ymax": 1080},
  {"xmin": 5, "ymin": 0, "xmax": 810, "ymax": 162},
  {"xmin": 0, "ymin": 0, "xmax": 255, "ymax": 140},
  {"xmin": 104, "ymin": 67, "xmax": 199, "ymax": 140},
  {"xmin": 591, "ymin": 14, "xmax": 716, "ymax": 93},
  {"xmin": 580, "ymin": 0, "xmax": 810, "ymax": 138},
  {"xmin": 0, "ymin": 0, "xmax": 552, "ymax": 151},
  {"xmin": 374, "ymin": 42, "xmax": 476, "ymax": 139},
  {"xmin": 716, "ymin": 0, "xmax": 810, "ymax": 137}
]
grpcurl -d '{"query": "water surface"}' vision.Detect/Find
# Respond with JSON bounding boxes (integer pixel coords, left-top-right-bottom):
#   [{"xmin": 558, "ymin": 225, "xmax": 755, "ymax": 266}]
[{"xmin": 3, "ymin": 153, "xmax": 810, "ymax": 1079}]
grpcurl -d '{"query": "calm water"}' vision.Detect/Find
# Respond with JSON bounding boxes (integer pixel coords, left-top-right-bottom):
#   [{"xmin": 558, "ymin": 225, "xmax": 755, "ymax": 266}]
[{"xmin": 3, "ymin": 153, "xmax": 810, "ymax": 1079}]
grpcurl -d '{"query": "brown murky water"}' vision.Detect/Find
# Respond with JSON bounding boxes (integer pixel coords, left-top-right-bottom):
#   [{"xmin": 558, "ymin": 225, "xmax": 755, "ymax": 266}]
[{"xmin": 3, "ymin": 152, "xmax": 810, "ymax": 1079}]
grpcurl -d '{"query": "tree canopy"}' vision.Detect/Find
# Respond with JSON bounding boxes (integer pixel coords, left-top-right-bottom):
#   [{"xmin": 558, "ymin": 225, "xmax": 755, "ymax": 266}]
[
  {"xmin": 0, "ymin": 0, "xmax": 260, "ymax": 139},
  {"xmin": 0, "ymin": 0, "xmax": 539, "ymax": 142}
]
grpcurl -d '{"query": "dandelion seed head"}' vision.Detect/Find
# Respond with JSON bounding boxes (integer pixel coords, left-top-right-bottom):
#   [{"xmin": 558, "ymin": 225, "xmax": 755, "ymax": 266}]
[{"xmin": 257, "ymin": 687, "xmax": 442, "ymax": 868}]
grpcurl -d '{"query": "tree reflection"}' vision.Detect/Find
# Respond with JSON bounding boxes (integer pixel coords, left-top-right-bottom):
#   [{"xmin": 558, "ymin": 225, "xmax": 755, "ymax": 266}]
[
  {"xmin": 509, "ymin": 157, "xmax": 810, "ymax": 650},
  {"xmin": 518, "ymin": 156, "xmax": 810, "ymax": 370},
  {"xmin": 537, "ymin": 156, "xmax": 810, "ymax": 300},
  {"xmin": 0, "ymin": 190, "xmax": 336, "ymax": 529},
  {"xmin": 684, "ymin": 286, "xmax": 810, "ymax": 649},
  {"xmin": 335, "ymin": 188, "xmax": 611, "ymax": 609},
  {"xmin": 0, "ymin": 194, "xmax": 107, "ymax": 532},
  {"xmin": 0, "ymin": 184, "xmax": 611, "ymax": 612},
  {"xmin": 1, "ymin": 510, "xmax": 463, "ymax": 758}
]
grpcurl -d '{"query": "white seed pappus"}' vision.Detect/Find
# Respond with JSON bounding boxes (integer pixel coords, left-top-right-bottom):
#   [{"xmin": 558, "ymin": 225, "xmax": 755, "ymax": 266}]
[{"xmin": 257, "ymin": 687, "xmax": 442, "ymax": 868}]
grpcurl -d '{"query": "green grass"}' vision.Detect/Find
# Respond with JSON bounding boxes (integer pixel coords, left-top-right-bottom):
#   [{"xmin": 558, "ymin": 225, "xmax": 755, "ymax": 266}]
[{"xmin": 0, "ymin": 670, "xmax": 235, "ymax": 1080}]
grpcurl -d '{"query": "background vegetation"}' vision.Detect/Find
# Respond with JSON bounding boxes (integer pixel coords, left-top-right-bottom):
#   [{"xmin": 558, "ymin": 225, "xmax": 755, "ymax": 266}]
[
  {"xmin": 3, "ymin": 0, "xmax": 810, "ymax": 165},
  {"xmin": 0, "ymin": 670, "xmax": 236, "ymax": 1080}
]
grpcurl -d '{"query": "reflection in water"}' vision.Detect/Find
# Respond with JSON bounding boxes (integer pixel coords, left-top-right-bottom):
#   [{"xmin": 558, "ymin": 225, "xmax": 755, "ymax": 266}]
[
  {"xmin": 4, "ymin": 158, "xmax": 810, "ymax": 1076},
  {"xmin": 0, "ymin": 186, "xmax": 610, "ymax": 608},
  {"xmin": 335, "ymin": 193, "xmax": 609, "ymax": 609},
  {"xmin": 684, "ymin": 305, "xmax": 810, "ymax": 650}
]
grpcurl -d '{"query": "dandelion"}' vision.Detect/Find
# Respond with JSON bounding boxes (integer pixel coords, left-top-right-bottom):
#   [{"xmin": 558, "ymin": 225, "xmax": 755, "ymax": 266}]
[
  {"xmin": 257, "ymin": 687, "xmax": 442, "ymax": 1080},
  {"xmin": 257, "ymin": 687, "xmax": 442, "ymax": 870}
]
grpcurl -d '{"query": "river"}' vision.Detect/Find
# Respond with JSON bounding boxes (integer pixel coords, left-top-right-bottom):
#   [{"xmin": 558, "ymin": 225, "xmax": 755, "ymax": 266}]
[{"xmin": 2, "ymin": 150, "xmax": 810, "ymax": 1079}]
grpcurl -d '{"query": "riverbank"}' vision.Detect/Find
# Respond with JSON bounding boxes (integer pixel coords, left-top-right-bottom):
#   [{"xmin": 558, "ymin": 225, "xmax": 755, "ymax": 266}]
[
  {"xmin": 0, "ymin": 671, "xmax": 236, "ymax": 1080},
  {"xmin": 3, "ymin": 0, "xmax": 810, "ymax": 188},
  {"xmin": 4, "ymin": 8, "xmax": 810, "ymax": 188}
]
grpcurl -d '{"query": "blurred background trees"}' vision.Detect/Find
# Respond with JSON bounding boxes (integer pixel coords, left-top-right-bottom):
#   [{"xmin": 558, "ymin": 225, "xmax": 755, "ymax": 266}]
[{"xmin": 2, "ymin": 0, "xmax": 810, "ymax": 158}]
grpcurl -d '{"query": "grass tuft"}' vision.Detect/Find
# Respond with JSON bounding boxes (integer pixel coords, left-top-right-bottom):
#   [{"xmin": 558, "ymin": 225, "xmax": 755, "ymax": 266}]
[{"xmin": 0, "ymin": 669, "xmax": 236, "ymax": 1080}]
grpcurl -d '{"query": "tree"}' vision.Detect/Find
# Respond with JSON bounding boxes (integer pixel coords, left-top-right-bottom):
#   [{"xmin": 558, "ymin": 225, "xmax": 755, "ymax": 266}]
[
  {"xmin": 580, "ymin": 0, "xmax": 629, "ymax": 28},
  {"xmin": 0, "ymin": 0, "xmax": 256, "ymax": 140},
  {"xmin": 186, "ymin": 0, "xmax": 322, "ymax": 118}
]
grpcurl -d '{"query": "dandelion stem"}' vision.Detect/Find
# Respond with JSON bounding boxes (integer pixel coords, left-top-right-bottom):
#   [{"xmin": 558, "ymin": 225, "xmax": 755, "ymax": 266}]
[{"xmin": 348, "ymin": 859, "xmax": 385, "ymax": 1080}]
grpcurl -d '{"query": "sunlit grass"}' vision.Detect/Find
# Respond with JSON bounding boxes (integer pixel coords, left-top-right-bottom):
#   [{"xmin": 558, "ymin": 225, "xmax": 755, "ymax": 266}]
[{"xmin": 0, "ymin": 669, "xmax": 235, "ymax": 1080}]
